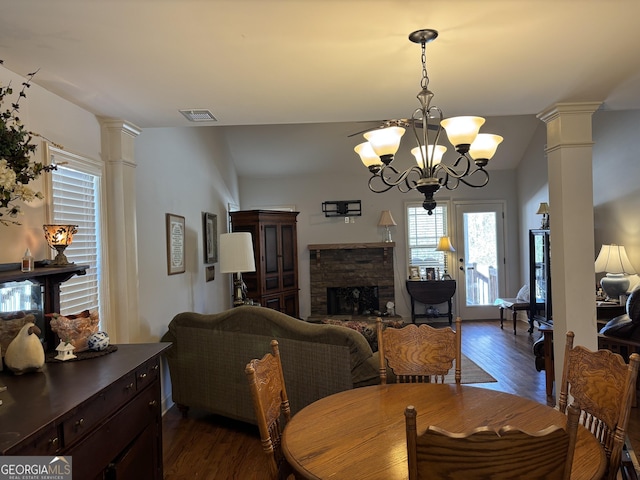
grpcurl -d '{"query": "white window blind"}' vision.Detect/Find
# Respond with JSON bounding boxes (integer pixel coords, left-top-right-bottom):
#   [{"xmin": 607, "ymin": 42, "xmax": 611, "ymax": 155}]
[
  {"xmin": 51, "ymin": 165, "xmax": 101, "ymax": 315},
  {"xmin": 406, "ymin": 203, "xmax": 448, "ymax": 272}
]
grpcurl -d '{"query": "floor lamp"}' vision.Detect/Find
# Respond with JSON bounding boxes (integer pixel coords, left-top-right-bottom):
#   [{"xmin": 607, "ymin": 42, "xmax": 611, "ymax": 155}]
[{"xmin": 220, "ymin": 232, "xmax": 256, "ymax": 307}]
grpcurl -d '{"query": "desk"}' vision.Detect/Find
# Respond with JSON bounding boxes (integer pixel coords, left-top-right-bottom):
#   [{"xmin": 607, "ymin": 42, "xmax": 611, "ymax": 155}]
[
  {"xmin": 282, "ymin": 384, "xmax": 605, "ymax": 480},
  {"xmin": 405, "ymin": 280, "xmax": 456, "ymax": 324}
]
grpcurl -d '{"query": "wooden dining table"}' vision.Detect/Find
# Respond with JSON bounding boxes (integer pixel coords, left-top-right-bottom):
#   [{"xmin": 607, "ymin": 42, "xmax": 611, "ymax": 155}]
[{"xmin": 282, "ymin": 384, "xmax": 606, "ymax": 480}]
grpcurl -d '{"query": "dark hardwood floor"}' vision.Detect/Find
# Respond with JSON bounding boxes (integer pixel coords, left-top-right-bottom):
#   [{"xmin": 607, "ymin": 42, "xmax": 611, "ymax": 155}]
[{"xmin": 162, "ymin": 319, "xmax": 640, "ymax": 479}]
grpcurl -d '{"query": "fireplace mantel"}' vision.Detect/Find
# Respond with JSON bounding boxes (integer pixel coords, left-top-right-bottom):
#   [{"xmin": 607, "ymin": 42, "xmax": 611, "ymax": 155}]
[{"xmin": 308, "ymin": 242, "xmax": 394, "ymax": 266}]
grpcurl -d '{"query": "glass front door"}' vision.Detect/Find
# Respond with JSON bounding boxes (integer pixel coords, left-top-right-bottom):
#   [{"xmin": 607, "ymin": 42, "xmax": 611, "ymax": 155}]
[{"xmin": 455, "ymin": 202, "xmax": 506, "ymax": 319}]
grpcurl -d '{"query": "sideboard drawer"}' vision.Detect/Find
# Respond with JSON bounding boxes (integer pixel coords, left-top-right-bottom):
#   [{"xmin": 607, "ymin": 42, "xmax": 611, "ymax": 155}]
[
  {"xmin": 7, "ymin": 424, "xmax": 60, "ymax": 456},
  {"xmin": 136, "ymin": 356, "xmax": 160, "ymax": 390},
  {"xmin": 68, "ymin": 380, "xmax": 161, "ymax": 480},
  {"xmin": 62, "ymin": 371, "xmax": 136, "ymax": 447}
]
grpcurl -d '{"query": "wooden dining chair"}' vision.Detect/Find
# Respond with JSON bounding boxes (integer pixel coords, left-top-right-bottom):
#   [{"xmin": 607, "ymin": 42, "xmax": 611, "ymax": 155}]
[
  {"xmin": 404, "ymin": 403, "xmax": 581, "ymax": 480},
  {"xmin": 377, "ymin": 316, "xmax": 462, "ymax": 384},
  {"xmin": 245, "ymin": 339, "xmax": 294, "ymax": 480},
  {"xmin": 559, "ymin": 331, "xmax": 640, "ymax": 480}
]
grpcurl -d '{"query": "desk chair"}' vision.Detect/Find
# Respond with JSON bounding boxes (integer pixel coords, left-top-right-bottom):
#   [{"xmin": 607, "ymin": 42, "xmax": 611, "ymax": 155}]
[
  {"xmin": 377, "ymin": 316, "xmax": 461, "ymax": 384},
  {"xmin": 405, "ymin": 403, "xmax": 580, "ymax": 480},
  {"xmin": 559, "ymin": 331, "xmax": 640, "ymax": 480},
  {"xmin": 245, "ymin": 339, "xmax": 293, "ymax": 480}
]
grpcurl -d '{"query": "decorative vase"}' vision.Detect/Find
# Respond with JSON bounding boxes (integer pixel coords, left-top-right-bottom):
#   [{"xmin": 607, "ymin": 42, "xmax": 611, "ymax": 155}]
[{"xmin": 4, "ymin": 322, "xmax": 45, "ymax": 374}]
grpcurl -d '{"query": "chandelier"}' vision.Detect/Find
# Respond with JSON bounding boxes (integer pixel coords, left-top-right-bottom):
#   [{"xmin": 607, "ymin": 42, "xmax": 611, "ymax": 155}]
[{"xmin": 354, "ymin": 29, "xmax": 503, "ymax": 214}]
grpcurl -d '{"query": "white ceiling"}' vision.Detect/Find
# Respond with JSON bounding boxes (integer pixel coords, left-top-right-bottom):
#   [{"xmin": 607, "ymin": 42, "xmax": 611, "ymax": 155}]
[{"xmin": 2, "ymin": 0, "xmax": 639, "ymax": 176}]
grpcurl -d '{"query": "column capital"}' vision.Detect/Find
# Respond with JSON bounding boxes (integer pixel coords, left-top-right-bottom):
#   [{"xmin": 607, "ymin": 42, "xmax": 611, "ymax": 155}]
[{"xmin": 537, "ymin": 102, "xmax": 602, "ymax": 150}]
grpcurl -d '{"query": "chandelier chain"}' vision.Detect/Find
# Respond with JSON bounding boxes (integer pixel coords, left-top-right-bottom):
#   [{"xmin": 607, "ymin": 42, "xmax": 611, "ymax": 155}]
[{"xmin": 421, "ymin": 41, "xmax": 429, "ymax": 90}]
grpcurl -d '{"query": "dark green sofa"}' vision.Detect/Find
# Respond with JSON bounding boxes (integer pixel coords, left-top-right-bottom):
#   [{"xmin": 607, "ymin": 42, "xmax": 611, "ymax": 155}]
[{"xmin": 160, "ymin": 306, "xmax": 380, "ymax": 424}]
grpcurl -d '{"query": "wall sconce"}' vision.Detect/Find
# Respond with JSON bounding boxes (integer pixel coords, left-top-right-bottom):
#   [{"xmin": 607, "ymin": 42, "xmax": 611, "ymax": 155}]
[
  {"xmin": 436, "ymin": 236, "xmax": 456, "ymax": 280},
  {"xmin": 536, "ymin": 202, "xmax": 549, "ymax": 229},
  {"xmin": 595, "ymin": 244, "xmax": 637, "ymax": 301},
  {"xmin": 378, "ymin": 210, "xmax": 397, "ymax": 243},
  {"xmin": 219, "ymin": 232, "xmax": 256, "ymax": 307},
  {"xmin": 43, "ymin": 225, "xmax": 78, "ymax": 266}
]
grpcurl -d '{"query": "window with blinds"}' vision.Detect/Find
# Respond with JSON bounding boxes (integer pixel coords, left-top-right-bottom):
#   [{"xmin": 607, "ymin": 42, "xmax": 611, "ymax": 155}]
[
  {"xmin": 406, "ymin": 203, "xmax": 448, "ymax": 272},
  {"xmin": 50, "ymin": 165, "xmax": 102, "ymax": 316}
]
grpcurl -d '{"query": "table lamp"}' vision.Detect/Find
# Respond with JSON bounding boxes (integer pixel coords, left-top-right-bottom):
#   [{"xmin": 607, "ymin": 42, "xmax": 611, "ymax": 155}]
[
  {"xmin": 436, "ymin": 236, "xmax": 456, "ymax": 280},
  {"xmin": 378, "ymin": 210, "xmax": 397, "ymax": 242},
  {"xmin": 43, "ymin": 224, "xmax": 78, "ymax": 266},
  {"xmin": 536, "ymin": 202, "xmax": 549, "ymax": 229},
  {"xmin": 595, "ymin": 244, "xmax": 636, "ymax": 301},
  {"xmin": 219, "ymin": 232, "xmax": 256, "ymax": 307}
]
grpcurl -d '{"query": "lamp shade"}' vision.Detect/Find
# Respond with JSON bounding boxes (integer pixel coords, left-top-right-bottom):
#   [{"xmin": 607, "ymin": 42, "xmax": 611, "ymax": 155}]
[
  {"xmin": 354, "ymin": 142, "xmax": 382, "ymax": 169},
  {"xmin": 219, "ymin": 232, "xmax": 256, "ymax": 274},
  {"xmin": 364, "ymin": 126, "xmax": 405, "ymax": 157},
  {"xmin": 378, "ymin": 210, "xmax": 397, "ymax": 227},
  {"xmin": 411, "ymin": 144, "xmax": 447, "ymax": 168},
  {"xmin": 440, "ymin": 116, "xmax": 485, "ymax": 147},
  {"xmin": 436, "ymin": 236, "xmax": 456, "ymax": 252},
  {"xmin": 595, "ymin": 244, "xmax": 636, "ymax": 274},
  {"xmin": 469, "ymin": 134, "xmax": 503, "ymax": 161},
  {"xmin": 43, "ymin": 224, "xmax": 78, "ymax": 247},
  {"xmin": 536, "ymin": 202, "xmax": 549, "ymax": 215}
]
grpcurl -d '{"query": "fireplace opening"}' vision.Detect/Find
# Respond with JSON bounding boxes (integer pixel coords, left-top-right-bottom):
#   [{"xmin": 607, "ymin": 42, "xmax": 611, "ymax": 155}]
[{"xmin": 327, "ymin": 286, "xmax": 379, "ymax": 315}]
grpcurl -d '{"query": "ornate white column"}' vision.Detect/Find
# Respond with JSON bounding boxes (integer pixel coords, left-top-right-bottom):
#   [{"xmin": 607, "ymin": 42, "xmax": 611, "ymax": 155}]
[
  {"xmin": 537, "ymin": 102, "xmax": 601, "ymax": 398},
  {"xmin": 100, "ymin": 118, "xmax": 142, "ymax": 343}
]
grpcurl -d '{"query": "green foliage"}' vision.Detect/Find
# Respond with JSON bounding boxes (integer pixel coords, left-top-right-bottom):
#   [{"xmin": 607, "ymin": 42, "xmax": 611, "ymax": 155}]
[{"xmin": 0, "ymin": 64, "xmax": 58, "ymax": 225}]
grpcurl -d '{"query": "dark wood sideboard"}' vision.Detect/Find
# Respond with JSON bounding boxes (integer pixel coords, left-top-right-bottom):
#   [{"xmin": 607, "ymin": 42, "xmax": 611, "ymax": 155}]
[{"xmin": 0, "ymin": 343, "xmax": 170, "ymax": 479}]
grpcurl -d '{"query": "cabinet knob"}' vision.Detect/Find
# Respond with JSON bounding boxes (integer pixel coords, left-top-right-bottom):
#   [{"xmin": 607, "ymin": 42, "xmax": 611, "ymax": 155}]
[
  {"xmin": 139, "ymin": 372, "xmax": 147, "ymax": 379},
  {"xmin": 49, "ymin": 437, "xmax": 59, "ymax": 447},
  {"xmin": 126, "ymin": 382, "xmax": 134, "ymax": 390},
  {"xmin": 75, "ymin": 418, "xmax": 85, "ymax": 429},
  {"xmin": 148, "ymin": 400, "xmax": 157, "ymax": 408}
]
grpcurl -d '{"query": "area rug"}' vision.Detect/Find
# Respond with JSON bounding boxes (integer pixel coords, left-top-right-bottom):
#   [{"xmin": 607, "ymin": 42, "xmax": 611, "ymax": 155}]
[{"xmin": 446, "ymin": 354, "xmax": 497, "ymax": 384}]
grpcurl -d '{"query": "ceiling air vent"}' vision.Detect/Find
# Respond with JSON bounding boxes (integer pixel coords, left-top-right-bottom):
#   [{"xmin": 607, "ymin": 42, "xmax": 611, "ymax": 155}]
[{"xmin": 179, "ymin": 109, "xmax": 218, "ymax": 122}]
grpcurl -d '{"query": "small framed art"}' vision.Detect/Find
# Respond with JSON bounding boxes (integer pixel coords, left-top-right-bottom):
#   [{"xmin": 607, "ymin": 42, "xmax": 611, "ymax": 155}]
[
  {"xmin": 166, "ymin": 213, "xmax": 186, "ymax": 275},
  {"xmin": 203, "ymin": 212, "xmax": 217, "ymax": 264},
  {"xmin": 425, "ymin": 267, "xmax": 436, "ymax": 280}
]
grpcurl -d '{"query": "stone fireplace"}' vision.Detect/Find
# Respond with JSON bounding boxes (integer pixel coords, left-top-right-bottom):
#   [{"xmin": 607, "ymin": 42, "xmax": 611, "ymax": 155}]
[{"xmin": 308, "ymin": 243, "xmax": 394, "ymax": 319}]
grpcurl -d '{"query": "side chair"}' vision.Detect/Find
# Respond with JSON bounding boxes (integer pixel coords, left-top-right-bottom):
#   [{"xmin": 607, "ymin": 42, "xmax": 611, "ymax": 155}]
[
  {"xmin": 405, "ymin": 403, "xmax": 581, "ymax": 480},
  {"xmin": 245, "ymin": 339, "xmax": 294, "ymax": 480},
  {"xmin": 377, "ymin": 316, "xmax": 462, "ymax": 384},
  {"xmin": 559, "ymin": 331, "xmax": 640, "ymax": 480}
]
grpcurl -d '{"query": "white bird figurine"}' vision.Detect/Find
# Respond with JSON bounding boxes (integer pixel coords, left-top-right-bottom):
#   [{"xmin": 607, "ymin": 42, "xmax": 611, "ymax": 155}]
[{"xmin": 5, "ymin": 322, "xmax": 45, "ymax": 374}]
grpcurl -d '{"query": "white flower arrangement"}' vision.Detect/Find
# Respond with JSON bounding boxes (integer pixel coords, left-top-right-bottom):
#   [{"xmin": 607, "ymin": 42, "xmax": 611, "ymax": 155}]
[{"xmin": 0, "ymin": 62, "xmax": 61, "ymax": 225}]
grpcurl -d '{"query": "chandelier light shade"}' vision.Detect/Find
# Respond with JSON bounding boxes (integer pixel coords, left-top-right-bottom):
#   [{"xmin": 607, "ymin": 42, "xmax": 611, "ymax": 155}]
[
  {"xmin": 43, "ymin": 224, "xmax": 78, "ymax": 266},
  {"xmin": 354, "ymin": 29, "xmax": 503, "ymax": 215},
  {"xmin": 378, "ymin": 210, "xmax": 397, "ymax": 242},
  {"xmin": 220, "ymin": 232, "xmax": 256, "ymax": 307},
  {"xmin": 595, "ymin": 244, "xmax": 637, "ymax": 300},
  {"xmin": 536, "ymin": 202, "xmax": 550, "ymax": 229}
]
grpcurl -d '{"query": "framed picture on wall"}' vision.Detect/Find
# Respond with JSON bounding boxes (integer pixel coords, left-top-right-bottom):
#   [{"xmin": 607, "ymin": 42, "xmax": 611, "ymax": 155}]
[
  {"xmin": 166, "ymin": 213, "xmax": 185, "ymax": 275},
  {"xmin": 203, "ymin": 212, "xmax": 217, "ymax": 264}
]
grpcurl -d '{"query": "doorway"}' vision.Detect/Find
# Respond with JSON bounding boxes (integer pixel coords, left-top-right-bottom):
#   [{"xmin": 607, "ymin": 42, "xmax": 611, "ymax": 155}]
[{"xmin": 454, "ymin": 201, "xmax": 506, "ymax": 319}]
